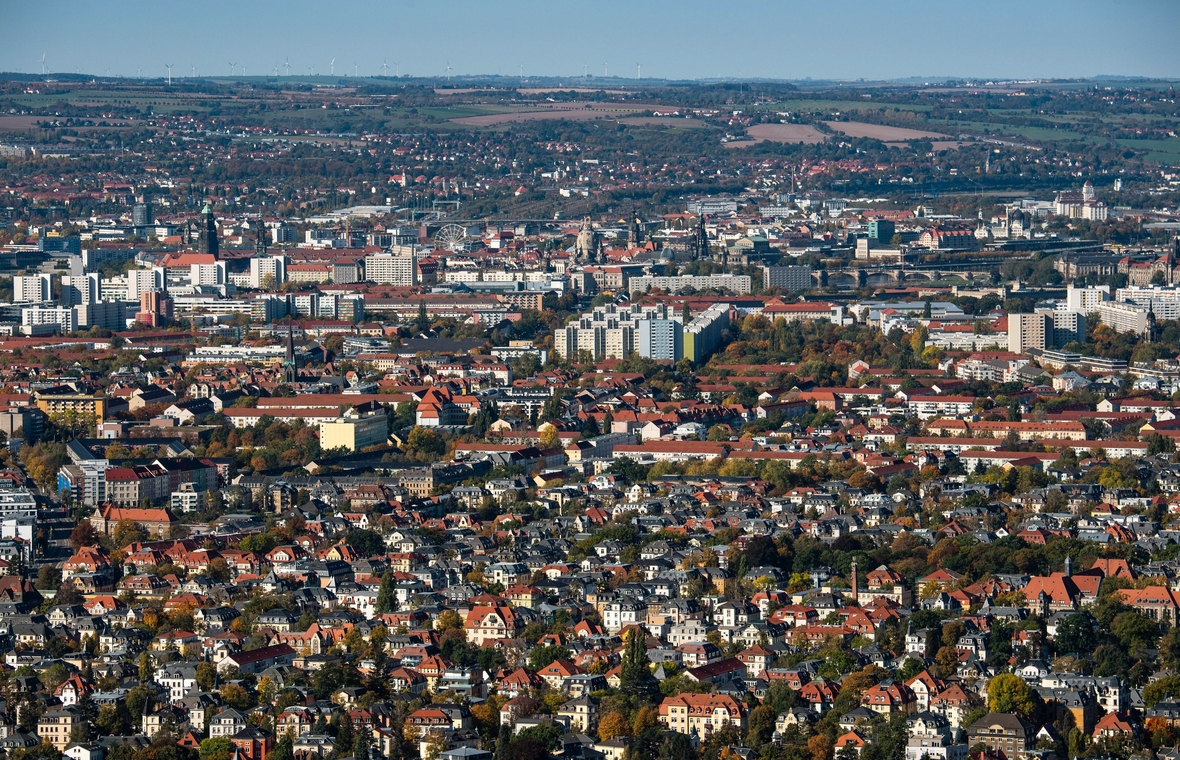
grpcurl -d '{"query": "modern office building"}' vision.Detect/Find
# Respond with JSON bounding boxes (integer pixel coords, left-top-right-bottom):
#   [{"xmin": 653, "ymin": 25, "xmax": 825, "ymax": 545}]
[
  {"xmin": 762, "ymin": 266, "xmax": 813, "ymax": 292},
  {"xmin": 868, "ymin": 219, "xmax": 896, "ymax": 243},
  {"xmin": 132, "ymin": 203, "xmax": 154, "ymax": 227}
]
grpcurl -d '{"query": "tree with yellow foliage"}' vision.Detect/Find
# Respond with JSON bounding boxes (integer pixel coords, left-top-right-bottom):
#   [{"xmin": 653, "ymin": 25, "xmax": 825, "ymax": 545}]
[{"xmin": 597, "ymin": 712, "xmax": 631, "ymax": 741}]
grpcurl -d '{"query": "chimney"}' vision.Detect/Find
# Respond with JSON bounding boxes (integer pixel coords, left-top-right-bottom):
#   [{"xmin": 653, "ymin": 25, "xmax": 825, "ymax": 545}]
[{"xmin": 850, "ymin": 560, "xmax": 859, "ymax": 605}]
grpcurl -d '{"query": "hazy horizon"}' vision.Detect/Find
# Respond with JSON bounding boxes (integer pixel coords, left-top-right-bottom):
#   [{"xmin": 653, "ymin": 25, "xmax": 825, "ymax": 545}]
[{"xmin": 3, "ymin": 0, "xmax": 1178, "ymax": 83}]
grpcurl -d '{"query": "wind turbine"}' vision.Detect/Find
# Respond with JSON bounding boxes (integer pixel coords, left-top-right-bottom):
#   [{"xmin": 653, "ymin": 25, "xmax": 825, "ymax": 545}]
[
  {"xmin": 637, "ymin": 63, "xmax": 641, "ymax": 80},
  {"xmin": 137, "ymin": 66, "xmax": 141, "ymax": 78},
  {"xmin": 165, "ymin": 63, "xmax": 173, "ymax": 86},
  {"xmin": 191, "ymin": 65, "xmax": 196, "ymax": 78},
  {"xmin": 228, "ymin": 62, "xmax": 237, "ymax": 77},
  {"xmin": 273, "ymin": 64, "xmax": 279, "ymax": 76},
  {"xmin": 241, "ymin": 65, "xmax": 247, "ymax": 78},
  {"xmin": 444, "ymin": 62, "xmax": 452, "ymax": 80},
  {"xmin": 40, "ymin": 53, "xmax": 46, "ymax": 75},
  {"xmin": 393, "ymin": 62, "xmax": 400, "ymax": 77},
  {"xmin": 381, "ymin": 59, "xmax": 389, "ymax": 77},
  {"xmin": 354, "ymin": 63, "xmax": 358, "ymax": 77},
  {"xmin": 330, "ymin": 58, "xmax": 335, "ymax": 75},
  {"xmin": 283, "ymin": 58, "xmax": 291, "ymax": 76},
  {"xmin": 309, "ymin": 64, "xmax": 315, "ymax": 76},
  {"xmin": 604, "ymin": 62, "xmax": 608, "ymax": 77}
]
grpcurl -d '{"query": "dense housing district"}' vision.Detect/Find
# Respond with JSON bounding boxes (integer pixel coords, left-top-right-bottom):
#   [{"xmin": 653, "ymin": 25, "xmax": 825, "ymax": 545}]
[{"xmin": 3, "ymin": 73, "xmax": 1180, "ymax": 760}]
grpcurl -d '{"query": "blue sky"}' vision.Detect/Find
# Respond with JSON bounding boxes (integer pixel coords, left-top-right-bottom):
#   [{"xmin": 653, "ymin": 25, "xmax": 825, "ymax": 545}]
[{"xmin": 4, "ymin": 0, "xmax": 1178, "ymax": 81}]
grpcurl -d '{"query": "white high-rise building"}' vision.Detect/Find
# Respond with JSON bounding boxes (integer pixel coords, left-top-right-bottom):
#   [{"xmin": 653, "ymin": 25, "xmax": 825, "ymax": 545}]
[
  {"xmin": 61, "ymin": 273, "xmax": 100, "ymax": 306},
  {"xmin": 249, "ymin": 256, "xmax": 287, "ymax": 289},
  {"xmin": 126, "ymin": 268, "xmax": 164, "ymax": 301},
  {"xmin": 191, "ymin": 261, "xmax": 227, "ymax": 286},
  {"xmin": 1008, "ymin": 313, "xmax": 1051, "ymax": 354},
  {"xmin": 1065, "ymin": 285, "xmax": 1110, "ymax": 313},
  {"xmin": 13, "ymin": 274, "xmax": 51, "ymax": 304},
  {"xmin": 364, "ymin": 252, "xmax": 416, "ymax": 286}
]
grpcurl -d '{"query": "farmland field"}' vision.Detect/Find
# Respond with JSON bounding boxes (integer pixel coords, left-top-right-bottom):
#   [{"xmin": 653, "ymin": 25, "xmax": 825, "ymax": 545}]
[{"xmin": 824, "ymin": 121, "xmax": 948, "ymax": 141}]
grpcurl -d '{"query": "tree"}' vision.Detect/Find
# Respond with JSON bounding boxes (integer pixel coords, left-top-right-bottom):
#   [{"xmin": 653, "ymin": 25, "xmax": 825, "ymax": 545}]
[
  {"xmin": 437, "ymin": 610, "xmax": 464, "ymax": 631},
  {"xmin": 334, "ymin": 713, "xmax": 355, "ymax": 754},
  {"xmin": 987, "ymin": 673, "xmax": 1035, "ymax": 718},
  {"xmin": 196, "ymin": 661, "xmax": 217, "ymax": 692},
  {"xmin": 1054, "ymin": 613, "xmax": 1096, "ymax": 655},
  {"xmin": 345, "ymin": 529, "xmax": 385, "ymax": 557},
  {"xmin": 527, "ymin": 644, "xmax": 571, "ymax": 672},
  {"xmin": 405, "ymin": 427, "xmax": 446, "ymax": 460},
  {"xmin": 35, "ymin": 564, "xmax": 60, "ymax": 590},
  {"xmin": 416, "ymin": 301, "xmax": 430, "ymax": 333},
  {"xmin": 69, "ymin": 522, "xmax": 99, "ymax": 550},
  {"xmin": 746, "ymin": 704, "xmax": 777, "ymax": 746},
  {"xmin": 375, "ymin": 572, "xmax": 397, "ymax": 614},
  {"xmin": 598, "ymin": 712, "xmax": 632, "ymax": 741},
  {"xmin": 618, "ymin": 627, "xmax": 657, "ymax": 699},
  {"xmin": 125, "ymin": 683, "xmax": 155, "ymax": 723},
  {"xmin": 539, "ymin": 427, "xmax": 559, "ymax": 450},
  {"xmin": 112, "ymin": 519, "xmax": 147, "ymax": 548},
  {"xmin": 271, "ymin": 734, "xmax": 294, "ymax": 760}
]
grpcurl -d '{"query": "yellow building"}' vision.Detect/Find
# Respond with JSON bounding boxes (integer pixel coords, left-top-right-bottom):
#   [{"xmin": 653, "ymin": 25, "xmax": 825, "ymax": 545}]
[
  {"xmin": 34, "ymin": 392, "xmax": 106, "ymax": 422},
  {"xmin": 318, "ymin": 403, "xmax": 388, "ymax": 452}
]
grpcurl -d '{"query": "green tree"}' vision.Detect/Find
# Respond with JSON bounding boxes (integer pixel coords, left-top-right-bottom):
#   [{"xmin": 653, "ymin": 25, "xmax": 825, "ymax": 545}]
[
  {"xmin": 618, "ymin": 627, "xmax": 657, "ymax": 700},
  {"xmin": 375, "ymin": 571, "xmax": 397, "ymax": 614},
  {"xmin": 416, "ymin": 301, "xmax": 430, "ymax": 333},
  {"xmin": 527, "ymin": 644, "xmax": 571, "ymax": 672},
  {"xmin": 345, "ymin": 529, "xmax": 385, "ymax": 557},
  {"xmin": 987, "ymin": 673, "xmax": 1035, "ymax": 718},
  {"xmin": 1054, "ymin": 613, "xmax": 1096, "ymax": 655}
]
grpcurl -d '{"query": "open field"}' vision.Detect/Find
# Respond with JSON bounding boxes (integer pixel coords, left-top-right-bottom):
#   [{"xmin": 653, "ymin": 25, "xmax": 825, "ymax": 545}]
[
  {"xmin": 0, "ymin": 116, "xmax": 43, "ymax": 131},
  {"xmin": 755, "ymin": 99, "xmax": 932, "ymax": 113},
  {"xmin": 618, "ymin": 117, "xmax": 707, "ymax": 128},
  {"xmin": 451, "ymin": 102, "xmax": 676, "ymax": 125},
  {"xmin": 725, "ymin": 123, "xmax": 827, "ymax": 148},
  {"xmin": 824, "ymin": 121, "xmax": 948, "ymax": 140}
]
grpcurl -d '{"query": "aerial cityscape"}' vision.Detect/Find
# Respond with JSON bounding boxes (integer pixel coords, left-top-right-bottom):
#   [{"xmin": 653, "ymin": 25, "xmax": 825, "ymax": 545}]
[{"xmin": 0, "ymin": 7, "xmax": 1179, "ymax": 760}]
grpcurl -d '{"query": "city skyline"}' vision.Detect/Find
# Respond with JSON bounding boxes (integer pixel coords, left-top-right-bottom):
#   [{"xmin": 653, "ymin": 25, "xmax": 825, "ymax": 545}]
[{"xmin": 3, "ymin": 0, "xmax": 1179, "ymax": 82}]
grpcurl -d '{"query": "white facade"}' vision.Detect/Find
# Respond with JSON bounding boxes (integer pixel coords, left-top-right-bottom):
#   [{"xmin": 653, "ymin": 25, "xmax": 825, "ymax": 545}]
[
  {"xmin": 191, "ymin": 261, "xmax": 227, "ymax": 286},
  {"xmin": 13, "ymin": 274, "xmax": 51, "ymax": 304},
  {"xmin": 249, "ymin": 256, "xmax": 287, "ymax": 289},
  {"xmin": 22, "ymin": 307, "xmax": 75, "ymax": 334},
  {"xmin": 365, "ymin": 252, "xmax": 417, "ymax": 286},
  {"xmin": 61, "ymin": 274, "xmax": 99, "ymax": 306},
  {"xmin": 126, "ymin": 268, "xmax": 164, "ymax": 301}
]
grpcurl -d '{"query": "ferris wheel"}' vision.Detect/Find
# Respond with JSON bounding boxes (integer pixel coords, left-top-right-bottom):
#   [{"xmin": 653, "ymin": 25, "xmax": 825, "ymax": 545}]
[{"xmin": 434, "ymin": 224, "xmax": 468, "ymax": 251}]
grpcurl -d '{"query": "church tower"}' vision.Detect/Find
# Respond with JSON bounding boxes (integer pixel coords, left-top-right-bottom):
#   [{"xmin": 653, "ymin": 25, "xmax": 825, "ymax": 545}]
[
  {"xmin": 628, "ymin": 211, "xmax": 643, "ymax": 248},
  {"xmin": 692, "ymin": 214, "xmax": 709, "ymax": 260},
  {"xmin": 197, "ymin": 204, "xmax": 219, "ymax": 258},
  {"xmin": 283, "ymin": 324, "xmax": 297, "ymax": 384},
  {"xmin": 255, "ymin": 214, "xmax": 267, "ymax": 257},
  {"xmin": 574, "ymin": 217, "xmax": 599, "ymax": 264}
]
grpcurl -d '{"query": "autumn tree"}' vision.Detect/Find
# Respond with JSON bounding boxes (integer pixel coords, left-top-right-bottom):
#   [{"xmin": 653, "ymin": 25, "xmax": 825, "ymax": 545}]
[
  {"xmin": 597, "ymin": 712, "xmax": 631, "ymax": 741},
  {"xmin": 988, "ymin": 673, "xmax": 1035, "ymax": 718}
]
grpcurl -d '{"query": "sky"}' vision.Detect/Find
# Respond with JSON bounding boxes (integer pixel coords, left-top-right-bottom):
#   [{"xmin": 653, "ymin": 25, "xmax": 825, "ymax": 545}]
[{"xmin": 3, "ymin": 0, "xmax": 1179, "ymax": 82}]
